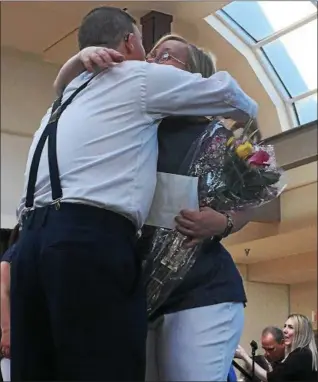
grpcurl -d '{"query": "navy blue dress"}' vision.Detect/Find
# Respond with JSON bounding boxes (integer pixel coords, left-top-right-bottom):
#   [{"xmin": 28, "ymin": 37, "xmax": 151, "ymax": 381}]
[{"xmin": 139, "ymin": 117, "xmax": 247, "ymax": 321}]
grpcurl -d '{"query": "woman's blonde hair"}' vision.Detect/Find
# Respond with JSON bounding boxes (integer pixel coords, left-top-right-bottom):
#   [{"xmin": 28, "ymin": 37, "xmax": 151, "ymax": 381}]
[
  {"xmin": 150, "ymin": 34, "xmax": 261, "ymax": 141},
  {"xmin": 286, "ymin": 314, "xmax": 318, "ymax": 371},
  {"xmin": 150, "ymin": 34, "xmax": 217, "ymax": 78}
]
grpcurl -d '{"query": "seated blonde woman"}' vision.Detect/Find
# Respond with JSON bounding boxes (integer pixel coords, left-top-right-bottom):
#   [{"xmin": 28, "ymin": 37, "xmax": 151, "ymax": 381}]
[{"xmin": 235, "ymin": 314, "xmax": 318, "ymax": 381}]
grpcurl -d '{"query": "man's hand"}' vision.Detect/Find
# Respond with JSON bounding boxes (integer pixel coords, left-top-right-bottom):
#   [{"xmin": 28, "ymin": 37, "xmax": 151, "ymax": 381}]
[
  {"xmin": 78, "ymin": 47, "xmax": 125, "ymax": 73},
  {"xmin": 0, "ymin": 328, "xmax": 10, "ymax": 359},
  {"xmin": 175, "ymin": 207, "xmax": 227, "ymax": 248}
]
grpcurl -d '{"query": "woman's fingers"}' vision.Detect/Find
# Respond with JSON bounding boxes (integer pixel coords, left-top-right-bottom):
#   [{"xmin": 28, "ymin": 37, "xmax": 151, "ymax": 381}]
[
  {"xmin": 0, "ymin": 345, "xmax": 10, "ymax": 359},
  {"xmin": 175, "ymin": 216, "xmax": 194, "ymax": 229},
  {"xmin": 81, "ymin": 47, "xmax": 125, "ymax": 72},
  {"xmin": 82, "ymin": 56, "xmax": 95, "ymax": 72},
  {"xmin": 105, "ymin": 49, "xmax": 125, "ymax": 63},
  {"xmin": 3, "ymin": 346, "xmax": 10, "ymax": 358},
  {"xmin": 183, "ymin": 237, "xmax": 201, "ymax": 248},
  {"xmin": 175, "ymin": 225, "xmax": 194, "ymax": 237}
]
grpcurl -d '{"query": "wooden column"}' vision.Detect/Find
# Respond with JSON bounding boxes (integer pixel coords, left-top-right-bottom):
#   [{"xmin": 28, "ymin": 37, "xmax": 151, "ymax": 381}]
[{"xmin": 140, "ymin": 11, "xmax": 173, "ymax": 54}]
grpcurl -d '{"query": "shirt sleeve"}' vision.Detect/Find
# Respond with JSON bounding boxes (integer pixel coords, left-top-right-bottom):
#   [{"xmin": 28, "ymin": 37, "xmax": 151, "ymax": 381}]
[
  {"xmin": 267, "ymin": 349, "xmax": 313, "ymax": 381},
  {"xmin": 144, "ymin": 63, "xmax": 258, "ymax": 122},
  {"xmin": 1, "ymin": 244, "xmax": 16, "ymax": 263}
]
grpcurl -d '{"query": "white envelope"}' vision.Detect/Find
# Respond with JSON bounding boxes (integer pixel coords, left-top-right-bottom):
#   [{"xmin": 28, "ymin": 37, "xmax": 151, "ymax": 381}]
[{"xmin": 145, "ymin": 172, "xmax": 199, "ymax": 229}]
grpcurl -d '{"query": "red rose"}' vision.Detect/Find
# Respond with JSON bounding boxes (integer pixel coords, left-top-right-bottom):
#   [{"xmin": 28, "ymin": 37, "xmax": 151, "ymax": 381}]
[{"xmin": 248, "ymin": 150, "xmax": 270, "ymax": 166}]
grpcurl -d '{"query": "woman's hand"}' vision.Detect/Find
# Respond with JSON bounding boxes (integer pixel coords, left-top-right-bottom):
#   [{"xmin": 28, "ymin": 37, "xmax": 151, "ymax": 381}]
[
  {"xmin": 78, "ymin": 46, "xmax": 125, "ymax": 72},
  {"xmin": 53, "ymin": 47, "xmax": 125, "ymax": 95},
  {"xmin": 0, "ymin": 328, "xmax": 10, "ymax": 358},
  {"xmin": 235, "ymin": 345, "xmax": 248, "ymax": 361},
  {"xmin": 175, "ymin": 207, "xmax": 227, "ymax": 248}
]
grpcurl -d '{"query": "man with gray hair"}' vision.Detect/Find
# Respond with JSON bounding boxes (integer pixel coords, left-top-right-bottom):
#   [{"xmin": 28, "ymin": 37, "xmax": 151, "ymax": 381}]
[
  {"xmin": 11, "ymin": 6, "xmax": 257, "ymax": 382},
  {"xmin": 240, "ymin": 327, "xmax": 285, "ymax": 382},
  {"xmin": 261, "ymin": 326, "xmax": 285, "ymax": 366}
]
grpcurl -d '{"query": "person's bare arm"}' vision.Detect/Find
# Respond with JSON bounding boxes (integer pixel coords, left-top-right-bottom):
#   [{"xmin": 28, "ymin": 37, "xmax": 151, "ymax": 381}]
[
  {"xmin": 53, "ymin": 53, "xmax": 86, "ymax": 96},
  {"xmin": 228, "ymin": 209, "xmax": 251, "ymax": 234},
  {"xmin": 53, "ymin": 47, "xmax": 125, "ymax": 96},
  {"xmin": 0, "ymin": 261, "xmax": 11, "ymax": 358},
  {"xmin": 175, "ymin": 208, "xmax": 252, "ymax": 247},
  {"xmin": 0, "ymin": 262, "xmax": 10, "ymax": 332},
  {"xmin": 236, "ymin": 345, "xmax": 268, "ymax": 382}
]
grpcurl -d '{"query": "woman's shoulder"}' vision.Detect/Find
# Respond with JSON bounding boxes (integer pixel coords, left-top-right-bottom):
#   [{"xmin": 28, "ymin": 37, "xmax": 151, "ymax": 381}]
[
  {"xmin": 268, "ymin": 347, "xmax": 315, "ymax": 381},
  {"xmin": 289, "ymin": 346, "xmax": 313, "ymax": 358},
  {"xmin": 284, "ymin": 347, "xmax": 314, "ymax": 370}
]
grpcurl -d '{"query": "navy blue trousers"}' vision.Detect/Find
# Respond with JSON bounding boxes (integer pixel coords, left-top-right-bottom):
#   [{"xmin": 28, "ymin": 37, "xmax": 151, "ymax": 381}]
[{"xmin": 11, "ymin": 203, "xmax": 147, "ymax": 381}]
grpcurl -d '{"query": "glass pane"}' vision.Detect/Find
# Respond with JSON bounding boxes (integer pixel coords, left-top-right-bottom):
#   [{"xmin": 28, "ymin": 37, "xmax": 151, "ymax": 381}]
[
  {"xmin": 262, "ymin": 19, "xmax": 317, "ymax": 97},
  {"xmin": 222, "ymin": 1, "xmax": 317, "ymax": 41},
  {"xmin": 294, "ymin": 94, "xmax": 318, "ymax": 125}
]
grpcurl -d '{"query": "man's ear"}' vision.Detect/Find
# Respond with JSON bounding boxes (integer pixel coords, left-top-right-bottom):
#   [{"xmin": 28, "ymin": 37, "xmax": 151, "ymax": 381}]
[{"xmin": 124, "ymin": 33, "xmax": 135, "ymax": 55}]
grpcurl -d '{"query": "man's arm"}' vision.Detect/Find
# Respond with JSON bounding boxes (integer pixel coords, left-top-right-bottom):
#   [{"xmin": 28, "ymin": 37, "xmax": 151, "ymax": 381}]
[{"xmin": 144, "ymin": 63, "xmax": 258, "ymax": 121}]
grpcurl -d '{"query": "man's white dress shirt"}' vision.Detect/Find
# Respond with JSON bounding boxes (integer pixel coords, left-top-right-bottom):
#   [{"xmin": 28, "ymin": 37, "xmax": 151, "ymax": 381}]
[{"xmin": 18, "ymin": 61, "xmax": 258, "ymax": 228}]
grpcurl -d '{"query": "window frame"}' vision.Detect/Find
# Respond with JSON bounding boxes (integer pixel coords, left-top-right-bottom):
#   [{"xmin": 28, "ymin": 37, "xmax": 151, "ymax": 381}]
[{"xmin": 206, "ymin": 2, "xmax": 317, "ymax": 131}]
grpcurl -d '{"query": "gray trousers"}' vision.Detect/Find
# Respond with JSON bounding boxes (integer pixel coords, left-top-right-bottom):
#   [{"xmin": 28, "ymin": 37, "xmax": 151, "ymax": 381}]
[{"xmin": 146, "ymin": 302, "xmax": 244, "ymax": 381}]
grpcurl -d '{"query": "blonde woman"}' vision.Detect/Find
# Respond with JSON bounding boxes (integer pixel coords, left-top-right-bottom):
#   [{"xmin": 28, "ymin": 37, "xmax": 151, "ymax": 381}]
[
  {"xmin": 53, "ymin": 34, "xmax": 257, "ymax": 381},
  {"xmin": 236, "ymin": 314, "xmax": 318, "ymax": 381}
]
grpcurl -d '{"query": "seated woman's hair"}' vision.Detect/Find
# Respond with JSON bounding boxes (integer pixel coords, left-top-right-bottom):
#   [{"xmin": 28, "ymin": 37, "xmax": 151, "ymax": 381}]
[{"xmin": 287, "ymin": 313, "xmax": 318, "ymax": 371}]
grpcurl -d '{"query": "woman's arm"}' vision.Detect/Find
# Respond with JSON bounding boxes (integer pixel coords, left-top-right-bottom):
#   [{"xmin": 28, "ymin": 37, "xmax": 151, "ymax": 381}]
[
  {"xmin": 228, "ymin": 209, "xmax": 251, "ymax": 234},
  {"xmin": 175, "ymin": 208, "xmax": 252, "ymax": 247},
  {"xmin": 236, "ymin": 346, "xmax": 268, "ymax": 382},
  {"xmin": 53, "ymin": 47, "xmax": 125, "ymax": 96},
  {"xmin": 0, "ymin": 261, "xmax": 11, "ymax": 358},
  {"xmin": 53, "ymin": 53, "xmax": 85, "ymax": 96}
]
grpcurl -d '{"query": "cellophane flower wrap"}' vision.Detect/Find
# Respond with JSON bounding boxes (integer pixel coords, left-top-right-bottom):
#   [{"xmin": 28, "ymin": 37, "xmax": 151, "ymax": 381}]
[{"xmin": 144, "ymin": 119, "xmax": 285, "ymax": 318}]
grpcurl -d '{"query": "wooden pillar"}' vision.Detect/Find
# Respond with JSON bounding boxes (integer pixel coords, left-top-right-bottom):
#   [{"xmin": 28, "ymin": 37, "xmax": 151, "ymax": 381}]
[{"xmin": 140, "ymin": 11, "xmax": 173, "ymax": 54}]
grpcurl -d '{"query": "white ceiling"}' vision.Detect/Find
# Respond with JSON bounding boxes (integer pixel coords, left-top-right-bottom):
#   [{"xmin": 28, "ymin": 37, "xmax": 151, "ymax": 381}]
[{"xmin": 1, "ymin": 1, "xmax": 229, "ymax": 63}]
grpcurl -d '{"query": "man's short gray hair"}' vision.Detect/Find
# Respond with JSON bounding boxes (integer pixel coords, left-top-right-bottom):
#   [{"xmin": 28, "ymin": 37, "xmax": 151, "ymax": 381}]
[
  {"xmin": 78, "ymin": 7, "xmax": 136, "ymax": 50},
  {"xmin": 262, "ymin": 326, "xmax": 284, "ymax": 343}
]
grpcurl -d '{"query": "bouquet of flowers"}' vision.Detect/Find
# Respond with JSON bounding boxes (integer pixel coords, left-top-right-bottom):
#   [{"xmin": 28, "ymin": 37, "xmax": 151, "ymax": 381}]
[{"xmin": 145, "ymin": 118, "xmax": 285, "ymax": 318}]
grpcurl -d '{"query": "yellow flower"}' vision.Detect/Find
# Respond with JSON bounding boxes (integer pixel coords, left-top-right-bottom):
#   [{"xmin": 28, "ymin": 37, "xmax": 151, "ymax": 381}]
[
  {"xmin": 227, "ymin": 137, "xmax": 236, "ymax": 146},
  {"xmin": 235, "ymin": 142, "xmax": 253, "ymax": 159}
]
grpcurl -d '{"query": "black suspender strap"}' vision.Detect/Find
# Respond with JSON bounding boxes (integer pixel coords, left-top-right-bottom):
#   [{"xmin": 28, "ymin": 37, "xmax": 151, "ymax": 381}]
[
  {"xmin": 25, "ymin": 97, "xmax": 61, "ymax": 208},
  {"xmin": 24, "ymin": 76, "xmax": 95, "ymax": 210}
]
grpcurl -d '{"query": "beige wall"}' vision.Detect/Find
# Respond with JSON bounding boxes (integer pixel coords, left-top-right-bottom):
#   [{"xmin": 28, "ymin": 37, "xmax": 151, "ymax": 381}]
[
  {"xmin": 1, "ymin": 46, "xmax": 59, "ymax": 226},
  {"xmin": 1, "ymin": 132, "xmax": 32, "ymax": 227},
  {"xmin": 241, "ymin": 281, "xmax": 289, "ymax": 348},
  {"xmin": 290, "ymin": 281, "xmax": 318, "ymax": 330},
  {"xmin": 236, "ymin": 266, "xmax": 289, "ymax": 348},
  {"xmin": 1, "ymin": 46, "xmax": 59, "ymax": 136}
]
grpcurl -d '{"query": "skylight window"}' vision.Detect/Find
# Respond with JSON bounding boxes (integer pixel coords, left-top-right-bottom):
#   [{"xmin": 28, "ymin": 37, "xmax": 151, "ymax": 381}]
[{"xmin": 210, "ymin": 1, "xmax": 318, "ymax": 129}]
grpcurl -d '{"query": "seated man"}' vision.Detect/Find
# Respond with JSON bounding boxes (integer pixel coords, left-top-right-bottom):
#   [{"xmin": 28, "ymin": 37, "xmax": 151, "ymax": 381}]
[
  {"xmin": 240, "ymin": 326, "xmax": 285, "ymax": 382},
  {"xmin": 261, "ymin": 326, "xmax": 285, "ymax": 369}
]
